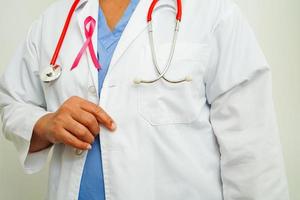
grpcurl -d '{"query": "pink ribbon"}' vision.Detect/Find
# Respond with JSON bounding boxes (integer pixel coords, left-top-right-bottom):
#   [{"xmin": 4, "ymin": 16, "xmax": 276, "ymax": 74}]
[{"xmin": 71, "ymin": 16, "xmax": 101, "ymax": 71}]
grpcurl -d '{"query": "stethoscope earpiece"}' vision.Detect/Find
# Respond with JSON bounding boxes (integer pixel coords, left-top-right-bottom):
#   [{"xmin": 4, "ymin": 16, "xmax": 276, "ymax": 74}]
[
  {"xmin": 133, "ymin": 78, "xmax": 142, "ymax": 85},
  {"xmin": 185, "ymin": 76, "xmax": 193, "ymax": 82}
]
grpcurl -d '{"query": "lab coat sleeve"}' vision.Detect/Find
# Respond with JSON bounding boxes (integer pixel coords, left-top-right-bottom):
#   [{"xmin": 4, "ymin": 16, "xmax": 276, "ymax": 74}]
[
  {"xmin": 204, "ymin": 2, "xmax": 290, "ymax": 199},
  {"xmin": 0, "ymin": 17, "xmax": 52, "ymax": 174}
]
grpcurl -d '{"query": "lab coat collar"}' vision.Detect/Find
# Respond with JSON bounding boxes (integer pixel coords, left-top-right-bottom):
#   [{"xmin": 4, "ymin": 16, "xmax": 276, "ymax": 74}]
[
  {"xmin": 75, "ymin": 0, "xmax": 166, "ymax": 93},
  {"xmin": 109, "ymin": 0, "xmax": 183, "ymax": 71},
  {"xmin": 108, "ymin": 0, "xmax": 150, "ymax": 69},
  {"xmin": 76, "ymin": 0, "xmax": 100, "ymax": 93}
]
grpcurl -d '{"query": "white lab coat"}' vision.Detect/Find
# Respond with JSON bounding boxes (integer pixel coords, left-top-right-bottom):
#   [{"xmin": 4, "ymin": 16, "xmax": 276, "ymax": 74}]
[{"xmin": 0, "ymin": 0, "xmax": 289, "ymax": 199}]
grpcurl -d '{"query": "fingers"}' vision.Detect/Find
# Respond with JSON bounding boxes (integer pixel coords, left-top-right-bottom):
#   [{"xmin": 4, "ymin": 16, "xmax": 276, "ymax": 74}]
[
  {"xmin": 80, "ymin": 100, "xmax": 116, "ymax": 131},
  {"xmin": 48, "ymin": 96, "xmax": 116, "ymax": 151},
  {"xmin": 58, "ymin": 128, "xmax": 92, "ymax": 150},
  {"xmin": 63, "ymin": 116, "xmax": 96, "ymax": 144},
  {"xmin": 70, "ymin": 110, "xmax": 100, "ymax": 136}
]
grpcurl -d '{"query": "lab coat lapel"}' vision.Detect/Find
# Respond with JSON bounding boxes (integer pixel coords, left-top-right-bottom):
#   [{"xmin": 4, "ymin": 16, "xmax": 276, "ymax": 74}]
[
  {"xmin": 108, "ymin": 0, "xmax": 150, "ymax": 69},
  {"xmin": 76, "ymin": 0, "xmax": 99, "ymax": 93}
]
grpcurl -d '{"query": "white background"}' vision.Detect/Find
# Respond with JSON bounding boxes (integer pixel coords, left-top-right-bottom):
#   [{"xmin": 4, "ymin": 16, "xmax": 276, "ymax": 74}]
[{"xmin": 0, "ymin": 0, "xmax": 299, "ymax": 199}]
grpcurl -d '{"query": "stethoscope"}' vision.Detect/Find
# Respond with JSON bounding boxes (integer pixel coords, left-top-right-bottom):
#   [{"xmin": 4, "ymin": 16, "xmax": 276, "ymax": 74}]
[
  {"xmin": 40, "ymin": 0, "xmax": 192, "ymax": 85},
  {"xmin": 134, "ymin": 0, "xmax": 192, "ymax": 84}
]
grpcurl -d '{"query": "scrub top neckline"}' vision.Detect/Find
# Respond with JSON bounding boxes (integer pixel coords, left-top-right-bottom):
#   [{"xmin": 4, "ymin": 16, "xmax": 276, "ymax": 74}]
[{"xmin": 98, "ymin": 0, "xmax": 140, "ymax": 50}]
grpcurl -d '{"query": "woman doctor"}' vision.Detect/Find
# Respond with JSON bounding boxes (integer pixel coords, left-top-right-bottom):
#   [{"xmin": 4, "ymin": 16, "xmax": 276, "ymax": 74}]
[{"xmin": 0, "ymin": 0, "xmax": 289, "ymax": 199}]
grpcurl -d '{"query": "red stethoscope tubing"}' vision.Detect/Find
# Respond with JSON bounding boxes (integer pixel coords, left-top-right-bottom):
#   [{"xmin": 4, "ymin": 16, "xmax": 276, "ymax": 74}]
[
  {"xmin": 50, "ymin": 0, "xmax": 182, "ymax": 68},
  {"xmin": 50, "ymin": 0, "xmax": 80, "ymax": 68},
  {"xmin": 147, "ymin": 0, "xmax": 182, "ymax": 22}
]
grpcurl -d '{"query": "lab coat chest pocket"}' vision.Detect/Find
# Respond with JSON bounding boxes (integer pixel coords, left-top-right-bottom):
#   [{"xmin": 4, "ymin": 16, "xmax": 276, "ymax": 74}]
[{"xmin": 138, "ymin": 43, "xmax": 209, "ymax": 125}]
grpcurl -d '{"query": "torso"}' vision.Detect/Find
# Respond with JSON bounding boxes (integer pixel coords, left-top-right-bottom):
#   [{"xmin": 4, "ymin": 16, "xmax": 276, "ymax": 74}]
[{"xmin": 36, "ymin": 0, "xmax": 226, "ymax": 199}]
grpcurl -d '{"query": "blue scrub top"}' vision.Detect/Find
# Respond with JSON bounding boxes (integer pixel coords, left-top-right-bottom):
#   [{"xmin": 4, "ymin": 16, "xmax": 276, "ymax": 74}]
[{"xmin": 78, "ymin": 1, "xmax": 139, "ymax": 200}]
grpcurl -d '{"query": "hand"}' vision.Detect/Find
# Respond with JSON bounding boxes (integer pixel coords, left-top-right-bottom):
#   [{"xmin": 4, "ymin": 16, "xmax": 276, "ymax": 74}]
[{"xmin": 30, "ymin": 96, "xmax": 116, "ymax": 152}]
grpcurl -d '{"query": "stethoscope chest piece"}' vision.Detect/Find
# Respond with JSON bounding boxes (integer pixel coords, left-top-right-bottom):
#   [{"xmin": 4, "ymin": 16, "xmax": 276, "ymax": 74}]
[{"xmin": 40, "ymin": 65, "xmax": 62, "ymax": 83}]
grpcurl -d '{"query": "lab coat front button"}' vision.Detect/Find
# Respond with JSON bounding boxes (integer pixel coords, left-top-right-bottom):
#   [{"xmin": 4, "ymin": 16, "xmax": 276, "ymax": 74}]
[
  {"xmin": 74, "ymin": 149, "xmax": 84, "ymax": 156},
  {"xmin": 88, "ymin": 86, "xmax": 97, "ymax": 95}
]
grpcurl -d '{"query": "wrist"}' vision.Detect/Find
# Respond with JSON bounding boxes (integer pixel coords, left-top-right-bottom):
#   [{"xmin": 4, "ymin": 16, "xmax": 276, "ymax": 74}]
[
  {"xmin": 33, "ymin": 113, "xmax": 54, "ymax": 138},
  {"xmin": 30, "ymin": 113, "xmax": 54, "ymax": 153}
]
